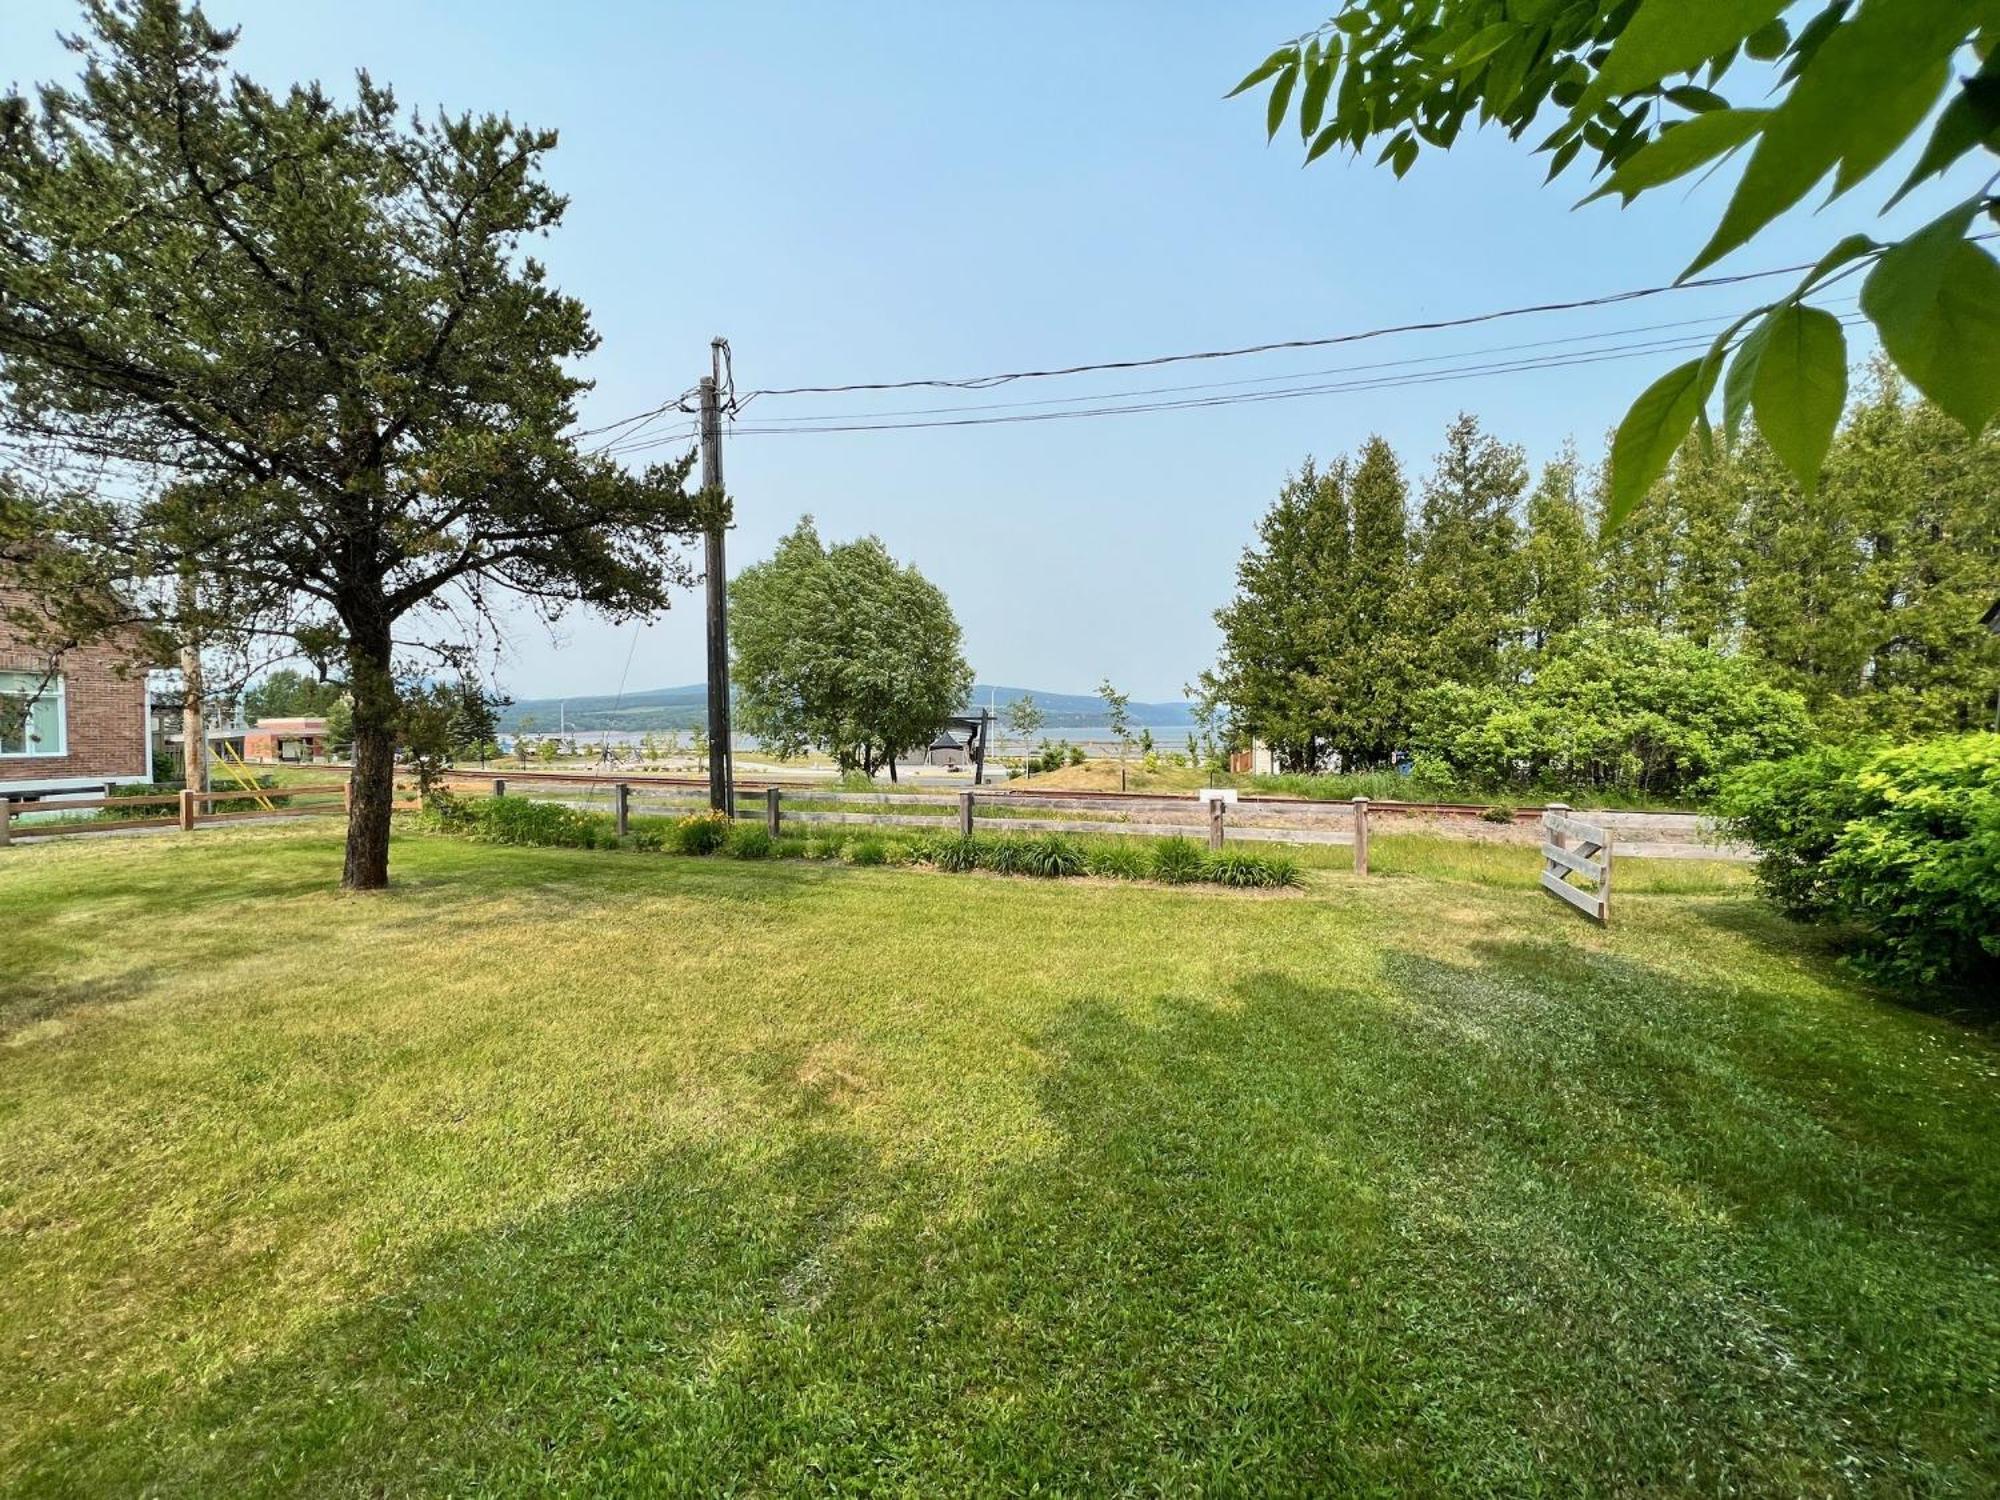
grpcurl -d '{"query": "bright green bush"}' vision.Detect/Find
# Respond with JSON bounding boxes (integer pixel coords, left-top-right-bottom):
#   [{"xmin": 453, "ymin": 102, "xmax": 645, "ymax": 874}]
[
  {"xmin": 1411, "ymin": 625, "xmax": 1814, "ymax": 802},
  {"xmin": 772, "ymin": 835, "xmax": 810, "ymax": 859},
  {"xmin": 1715, "ymin": 745, "xmax": 1873, "ymax": 920},
  {"xmin": 1084, "ymin": 841, "xmax": 1149, "ymax": 880},
  {"xmin": 724, "ymin": 824, "xmax": 773, "ymax": 860},
  {"xmin": 450, "ymin": 796, "xmax": 607, "ymax": 848},
  {"xmin": 1823, "ymin": 736, "xmax": 2000, "ymax": 988},
  {"xmin": 803, "ymin": 835, "xmax": 845, "ymax": 861},
  {"xmin": 1721, "ymin": 735, "xmax": 1998, "ymax": 989},
  {"xmin": 670, "ymin": 809, "xmax": 733, "ymax": 856},
  {"xmin": 1203, "ymin": 849, "xmax": 1302, "ymax": 889},
  {"xmin": 1151, "ymin": 837, "xmax": 1205, "ymax": 884}
]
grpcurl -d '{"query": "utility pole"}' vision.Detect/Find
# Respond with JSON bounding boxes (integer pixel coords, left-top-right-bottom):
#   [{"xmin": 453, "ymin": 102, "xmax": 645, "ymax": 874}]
[{"xmin": 699, "ymin": 337, "xmax": 734, "ymax": 812}]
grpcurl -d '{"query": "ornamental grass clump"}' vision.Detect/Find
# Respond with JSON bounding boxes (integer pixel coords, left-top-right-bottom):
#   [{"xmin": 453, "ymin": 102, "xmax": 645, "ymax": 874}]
[
  {"xmin": 1016, "ymin": 834, "xmax": 1087, "ymax": 878},
  {"xmin": 1202, "ymin": 849, "xmax": 1302, "ymax": 889},
  {"xmin": 1150, "ymin": 837, "xmax": 1205, "ymax": 885}
]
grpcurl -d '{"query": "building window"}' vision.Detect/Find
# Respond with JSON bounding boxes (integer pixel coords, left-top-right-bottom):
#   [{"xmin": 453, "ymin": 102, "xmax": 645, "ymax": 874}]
[{"xmin": 0, "ymin": 670, "xmax": 66, "ymax": 757}]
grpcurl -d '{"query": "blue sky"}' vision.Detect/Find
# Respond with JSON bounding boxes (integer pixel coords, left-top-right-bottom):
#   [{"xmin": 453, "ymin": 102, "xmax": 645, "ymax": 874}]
[{"xmin": 1, "ymin": 3, "xmax": 1970, "ymax": 701}]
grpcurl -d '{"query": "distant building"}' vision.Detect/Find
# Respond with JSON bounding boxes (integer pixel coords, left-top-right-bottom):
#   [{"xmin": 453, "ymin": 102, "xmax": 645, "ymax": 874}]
[
  {"xmin": 925, "ymin": 730, "xmax": 966, "ymax": 769},
  {"xmin": 244, "ymin": 716, "xmax": 330, "ymax": 763},
  {"xmin": 2, "ymin": 578, "xmax": 157, "ymax": 800},
  {"xmin": 1228, "ymin": 738, "xmax": 1276, "ymax": 777}
]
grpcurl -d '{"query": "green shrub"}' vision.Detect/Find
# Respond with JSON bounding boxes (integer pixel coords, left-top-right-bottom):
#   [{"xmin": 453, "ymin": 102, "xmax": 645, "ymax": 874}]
[
  {"xmin": 928, "ymin": 835, "xmax": 982, "ymax": 872},
  {"xmin": 1715, "ymin": 745, "xmax": 1873, "ymax": 921},
  {"xmin": 1203, "ymin": 849, "xmax": 1302, "ymax": 889},
  {"xmin": 1822, "ymin": 736, "xmax": 1999, "ymax": 988},
  {"xmin": 1479, "ymin": 804, "xmax": 1515, "ymax": 824},
  {"xmin": 1721, "ymin": 735, "xmax": 1998, "ymax": 990},
  {"xmin": 670, "ymin": 809, "xmax": 733, "ymax": 855},
  {"xmin": 880, "ymin": 839, "xmax": 914, "ymax": 866},
  {"xmin": 1084, "ymin": 841, "xmax": 1149, "ymax": 880},
  {"xmin": 846, "ymin": 836, "xmax": 888, "ymax": 866},
  {"xmin": 1405, "ymin": 754, "xmax": 1457, "ymax": 799},
  {"xmin": 628, "ymin": 818, "xmax": 671, "ymax": 852},
  {"xmin": 803, "ymin": 835, "xmax": 845, "ymax": 861},
  {"xmin": 456, "ymin": 796, "xmax": 606, "ymax": 848},
  {"xmin": 725, "ymin": 824, "xmax": 774, "ymax": 860},
  {"xmin": 1409, "ymin": 624, "xmax": 1815, "ymax": 802},
  {"xmin": 1066, "ymin": 744, "xmax": 1087, "ymax": 767},
  {"xmin": 1016, "ymin": 834, "xmax": 1086, "ymax": 878},
  {"xmin": 1151, "ymin": 837, "xmax": 1205, "ymax": 884}
]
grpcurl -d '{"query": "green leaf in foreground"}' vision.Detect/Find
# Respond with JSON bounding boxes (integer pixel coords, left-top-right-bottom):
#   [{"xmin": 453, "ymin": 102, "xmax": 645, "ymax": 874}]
[
  {"xmin": 1587, "ymin": 0, "xmax": 1789, "ymax": 105},
  {"xmin": 1266, "ymin": 62, "xmax": 1299, "ymax": 140},
  {"xmin": 1862, "ymin": 212, "xmax": 2000, "ymax": 435},
  {"xmin": 1721, "ymin": 312, "xmax": 1774, "ymax": 446},
  {"xmin": 1686, "ymin": 0, "xmax": 1962, "ymax": 277},
  {"xmin": 1227, "ymin": 47, "xmax": 1294, "ymax": 99},
  {"xmin": 1751, "ymin": 304, "xmax": 1848, "ymax": 491},
  {"xmin": 1607, "ymin": 358, "xmax": 1708, "ymax": 530},
  {"xmin": 1581, "ymin": 109, "xmax": 1768, "ymax": 205}
]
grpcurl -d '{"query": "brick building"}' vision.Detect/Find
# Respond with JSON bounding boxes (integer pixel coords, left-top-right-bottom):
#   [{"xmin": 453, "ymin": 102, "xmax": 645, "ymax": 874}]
[
  {"xmin": 1, "ymin": 582, "xmax": 157, "ymax": 799},
  {"xmin": 243, "ymin": 717, "xmax": 330, "ymax": 763}
]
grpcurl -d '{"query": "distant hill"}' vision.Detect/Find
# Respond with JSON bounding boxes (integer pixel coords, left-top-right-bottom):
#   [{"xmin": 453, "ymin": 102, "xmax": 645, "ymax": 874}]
[{"xmin": 497, "ymin": 683, "xmax": 1195, "ymax": 734}]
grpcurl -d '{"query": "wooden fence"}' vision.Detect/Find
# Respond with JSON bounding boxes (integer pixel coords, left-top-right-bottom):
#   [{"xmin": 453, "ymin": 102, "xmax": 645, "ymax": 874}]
[
  {"xmin": 0, "ymin": 780, "xmax": 416, "ymax": 845},
  {"xmin": 1540, "ymin": 804, "xmax": 1612, "ymax": 924}
]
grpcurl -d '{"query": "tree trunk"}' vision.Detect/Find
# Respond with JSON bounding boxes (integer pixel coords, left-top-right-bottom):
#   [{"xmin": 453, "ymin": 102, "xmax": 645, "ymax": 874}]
[
  {"xmin": 177, "ymin": 570, "xmax": 207, "ymax": 795},
  {"xmin": 887, "ymin": 751, "xmax": 898, "ymax": 783},
  {"xmin": 342, "ymin": 619, "xmax": 397, "ymax": 891}
]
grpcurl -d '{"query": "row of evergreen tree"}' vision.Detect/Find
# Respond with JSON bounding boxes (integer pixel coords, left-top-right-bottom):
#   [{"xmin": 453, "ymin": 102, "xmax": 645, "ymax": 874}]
[{"xmin": 1204, "ymin": 361, "xmax": 1999, "ymax": 773}]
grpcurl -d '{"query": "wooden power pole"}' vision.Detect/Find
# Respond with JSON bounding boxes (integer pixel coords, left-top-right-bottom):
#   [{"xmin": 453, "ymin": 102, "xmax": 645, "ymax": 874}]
[{"xmin": 699, "ymin": 338, "xmax": 734, "ymax": 812}]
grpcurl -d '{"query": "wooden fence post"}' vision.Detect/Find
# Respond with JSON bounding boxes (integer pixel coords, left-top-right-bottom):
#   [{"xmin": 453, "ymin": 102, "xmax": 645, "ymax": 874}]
[
  {"xmin": 1351, "ymin": 796, "xmax": 1370, "ymax": 875},
  {"xmin": 1546, "ymin": 803, "xmax": 1568, "ymax": 859},
  {"xmin": 958, "ymin": 789, "xmax": 975, "ymax": 837},
  {"xmin": 1597, "ymin": 826, "xmax": 1613, "ymax": 923},
  {"xmin": 179, "ymin": 787, "xmax": 196, "ymax": 833},
  {"xmin": 1208, "ymin": 796, "xmax": 1225, "ymax": 851},
  {"xmin": 766, "ymin": 785, "xmax": 782, "ymax": 838},
  {"xmin": 0, "ymin": 799, "xmax": 10, "ymax": 848},
  {"xmin": 614, "ymin": 782, "xmax": 630, "ymax": 837},
  {"xmin": 491, "ymin": 777, "xmax": 506, "ymax": 798}
]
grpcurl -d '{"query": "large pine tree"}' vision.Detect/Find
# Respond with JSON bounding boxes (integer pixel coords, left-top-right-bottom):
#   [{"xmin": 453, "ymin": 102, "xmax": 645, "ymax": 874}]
[
  {"xmin": 1408, "ymin": 414, "xmax": 1529, "ymax": 687},
  {"xmin": 1209, "ymin": 458, "xmax": 1350, "ymax": 770},
  {"xmin": 1521, "ymin": 441, "xmax": 1593, "ymax": 654}
]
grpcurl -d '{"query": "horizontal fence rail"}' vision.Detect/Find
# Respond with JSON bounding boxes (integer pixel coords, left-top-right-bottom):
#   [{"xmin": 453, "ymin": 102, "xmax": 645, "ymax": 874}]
[{"xmin": 0, "ymin": 768, "xmax": 1744, "ymax": 863}]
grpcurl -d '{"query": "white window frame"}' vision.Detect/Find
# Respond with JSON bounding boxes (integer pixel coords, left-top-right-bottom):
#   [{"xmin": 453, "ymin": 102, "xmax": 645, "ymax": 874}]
[{"xmin": 0, "ymin": 670, "xmax": 67, "ymax": 758}]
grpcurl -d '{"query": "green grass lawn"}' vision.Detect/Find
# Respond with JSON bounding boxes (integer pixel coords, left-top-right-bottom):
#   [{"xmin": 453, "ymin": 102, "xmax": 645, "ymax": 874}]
[{"xmin": 1, "ymin": 826, "xmax": 1994, "ymax": 1496}]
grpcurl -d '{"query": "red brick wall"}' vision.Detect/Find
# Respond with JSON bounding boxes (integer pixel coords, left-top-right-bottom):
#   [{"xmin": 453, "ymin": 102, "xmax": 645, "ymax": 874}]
[{"xmin": 0, "ymin": 585, "xmax": 152, "ymax": 785}]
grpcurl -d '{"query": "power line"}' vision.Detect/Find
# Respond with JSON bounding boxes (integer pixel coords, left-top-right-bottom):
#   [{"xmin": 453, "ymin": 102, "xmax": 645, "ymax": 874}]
[
  {"xmin": 738, "ymin": 301, "xmax": 1860, "ymax": 426},
  {"xmin": 715, "ymin": 315, "xmax": 1870, "ymax": 437},
  {"xmin": 730, "ymin": 257, "xmax": 1842, "ymax": 405}
]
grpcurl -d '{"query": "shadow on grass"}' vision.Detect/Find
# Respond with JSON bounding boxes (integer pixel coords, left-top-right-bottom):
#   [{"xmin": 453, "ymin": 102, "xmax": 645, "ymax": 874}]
[{"xmin": 19, "ymin": 950, "xmax": 1995, "ymax": 1496}]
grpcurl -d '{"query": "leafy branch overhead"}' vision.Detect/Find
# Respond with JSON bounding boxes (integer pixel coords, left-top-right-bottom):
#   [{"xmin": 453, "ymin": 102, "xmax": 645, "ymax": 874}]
[{"xmin": 1233, "ymin": 0, "xmax": 2000, "ymax": 524}]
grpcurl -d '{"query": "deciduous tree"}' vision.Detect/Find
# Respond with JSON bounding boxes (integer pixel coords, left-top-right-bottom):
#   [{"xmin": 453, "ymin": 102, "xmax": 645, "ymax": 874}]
[{"xmin": 730, "ymin": 517, "xmax": 971, "ymax": 780}]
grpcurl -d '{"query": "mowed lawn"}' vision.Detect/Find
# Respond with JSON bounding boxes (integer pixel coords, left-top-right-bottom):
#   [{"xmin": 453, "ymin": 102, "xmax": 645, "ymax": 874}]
[{"xmin": 1, "ymin": 827, "xmax": 1995, "ymax": 1497}]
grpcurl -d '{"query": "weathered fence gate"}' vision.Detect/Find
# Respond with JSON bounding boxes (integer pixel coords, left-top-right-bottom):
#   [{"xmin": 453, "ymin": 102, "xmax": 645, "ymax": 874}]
[{"xmin": 1540, "ymin": 804, "xmax": 1612, "ymax": 925}]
